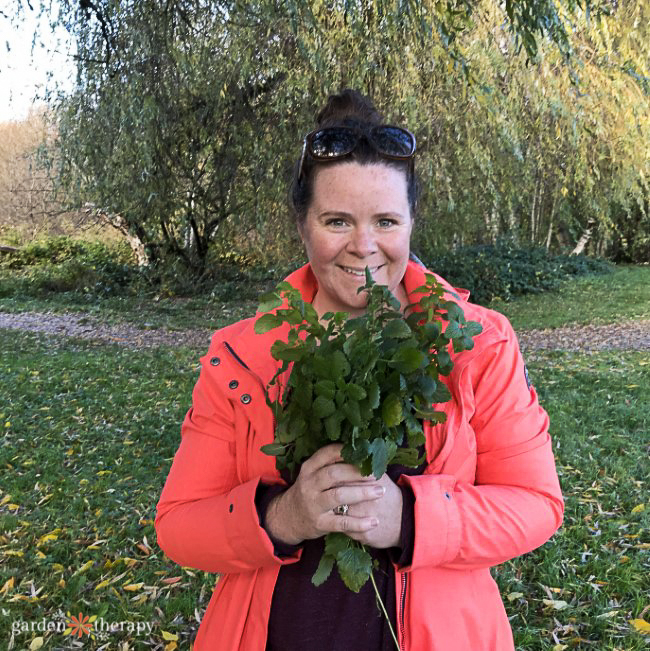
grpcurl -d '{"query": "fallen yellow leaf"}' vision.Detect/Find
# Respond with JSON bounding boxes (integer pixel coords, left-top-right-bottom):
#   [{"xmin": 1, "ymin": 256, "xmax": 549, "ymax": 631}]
[
  {"xmin": 631, "ymin": 619, "xmax": 650, "ymax": 634},
  {"xmin": 543, "ymin": 599, "xmax": 569, "ymax": 610},
  {"xmin": 123, "ymin": 582, "xmax": 144, "ymax": 591},
  {"xmin": 0, "ymin": 577, "xmax": 14, "ymax": 594},
  {"xmin": 165, "ymin": 642, "xmax": 178, "ymax": 651},
  {"xmin": 77, "ymin": 560, "xmax": 94, "ymax": 573},
  {"xmin": 506, "ymin": 592, "xmax": 524, "ymax": 602},
  {"xmin": 631, "ymin": 503, "xmax": 645, "ymax": 514},
  {"xmin": 95, "ymin": 579, "xmax": 111, "ymax": 591},
  {"xmin": 162, "ymin": 631, "xmax": 179, "ymax": 641},
  {"xmin": 29, "ymin": 637, "xmax": 44, "ymax": 650},
  {"xmin": 37, "ymin": 533, "xmax": 59, "ymax": 546},
  {"xmin": 552, "ymin": 645, "xmax": 567, "ymax": 651}
]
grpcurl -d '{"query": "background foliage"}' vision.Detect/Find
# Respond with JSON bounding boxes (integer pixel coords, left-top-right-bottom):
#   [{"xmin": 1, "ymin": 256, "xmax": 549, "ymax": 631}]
[{"xmin": 3, "ymin": 0, "xmax": 647, "ymax": 271}]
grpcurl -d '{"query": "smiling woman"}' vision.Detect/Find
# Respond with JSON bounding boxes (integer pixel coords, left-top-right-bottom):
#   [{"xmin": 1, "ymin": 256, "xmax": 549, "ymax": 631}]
[
  {"xmin": 155, "ymin": 89, "xmax": 564, "ymax": 651},
  {"xmin": 300, "ymin": 163, "xmax": 413, "ymax": 316}
]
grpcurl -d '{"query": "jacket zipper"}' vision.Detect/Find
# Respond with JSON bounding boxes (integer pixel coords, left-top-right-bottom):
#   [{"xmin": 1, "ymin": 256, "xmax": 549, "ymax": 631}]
[{"xmin": 399, "ymin": 572, "xmax": 408, "ymax": 650}]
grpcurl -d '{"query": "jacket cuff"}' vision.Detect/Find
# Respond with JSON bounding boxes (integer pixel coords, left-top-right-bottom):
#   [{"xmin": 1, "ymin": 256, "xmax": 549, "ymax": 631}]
[
  {"xmin": 388, "ymin": 484, "xmax": 416, "ymax": 567},
  {"xmin": 256, "ymin": 483, "xmax": 303, "ymax": 557},
  {"xmin": 397, "ymin": 474, "xmax": 460, "ymax": 570},
  {"xmin": 224, "ymin": 478, "xmax": 301, "ymax": 569}
]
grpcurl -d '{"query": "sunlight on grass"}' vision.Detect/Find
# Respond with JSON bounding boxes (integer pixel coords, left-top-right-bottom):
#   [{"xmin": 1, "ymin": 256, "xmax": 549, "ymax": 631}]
[{"xmin": 492, "ymin": 266, "xmax": 650, "ymax": 331}]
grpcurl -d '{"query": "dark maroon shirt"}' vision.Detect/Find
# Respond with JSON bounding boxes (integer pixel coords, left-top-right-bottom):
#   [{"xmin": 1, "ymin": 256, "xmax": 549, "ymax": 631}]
[{"xmin": 256, "ymin": 452, "xmax": 424, "ymax": 651}]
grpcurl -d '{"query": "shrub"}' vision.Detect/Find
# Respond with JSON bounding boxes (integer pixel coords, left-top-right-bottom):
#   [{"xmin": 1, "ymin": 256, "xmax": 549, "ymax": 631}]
[
  {"xmin": 0, "ymin": 236, "xmax": 141, "ymax": 298},
  {"xmin": 420, "ymin": 240, "xmax": 613, "ymax": 305}
]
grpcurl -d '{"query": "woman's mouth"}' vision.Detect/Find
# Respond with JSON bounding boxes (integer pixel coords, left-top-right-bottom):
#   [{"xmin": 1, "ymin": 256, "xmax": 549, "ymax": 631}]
[{"xmin": 338, "ymin": 264, "xmax": 383, "ymax": 277}]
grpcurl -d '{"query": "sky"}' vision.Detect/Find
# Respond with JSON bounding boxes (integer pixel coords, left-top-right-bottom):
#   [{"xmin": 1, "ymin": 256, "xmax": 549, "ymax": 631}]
[{"xmin": 0, "ymin": 2, "xmax": 75, "ymax": 123}]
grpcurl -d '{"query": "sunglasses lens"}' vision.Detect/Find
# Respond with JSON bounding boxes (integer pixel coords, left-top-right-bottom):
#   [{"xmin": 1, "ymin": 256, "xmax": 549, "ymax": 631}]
[
  {"xmin": 372, "ymin": 126, "xmax": 415, "ymax": 157},
  {"xmin": 310, "ymin": 129, "xmax": 357, "ymax": 158}
]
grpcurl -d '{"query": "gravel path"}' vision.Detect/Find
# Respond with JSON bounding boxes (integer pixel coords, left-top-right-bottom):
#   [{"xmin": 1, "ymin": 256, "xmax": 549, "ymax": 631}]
[{"xmin": 1, "ymin": 310, "xmax": 650, "ymax": 352}]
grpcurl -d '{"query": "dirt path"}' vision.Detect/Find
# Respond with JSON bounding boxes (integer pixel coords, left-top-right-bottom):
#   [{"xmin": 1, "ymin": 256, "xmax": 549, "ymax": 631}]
[{"xmin": 1, "ymin": 310, "xmax": 650, "ymax": 352}]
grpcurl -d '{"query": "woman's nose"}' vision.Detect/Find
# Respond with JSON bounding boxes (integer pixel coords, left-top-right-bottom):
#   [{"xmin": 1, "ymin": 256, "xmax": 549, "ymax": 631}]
[{"xmin": 347, "ymin": 226, "xmax": 377, "ymax": 257}]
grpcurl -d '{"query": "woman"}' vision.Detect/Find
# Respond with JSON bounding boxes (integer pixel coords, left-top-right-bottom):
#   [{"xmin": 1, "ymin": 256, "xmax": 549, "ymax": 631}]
[{"xmin": 155, "ymin": 89, "xmax": 564, "ymax": 651}]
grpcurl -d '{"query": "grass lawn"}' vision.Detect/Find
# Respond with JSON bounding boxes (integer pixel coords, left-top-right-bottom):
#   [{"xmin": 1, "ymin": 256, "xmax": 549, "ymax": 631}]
[
  {"xmin": 1, "ymin": 328, "xmax": 648, "ymax": 650},
  {"xmin": 491, "ymin": 265, "xmax": 650, "ymax": 331}
]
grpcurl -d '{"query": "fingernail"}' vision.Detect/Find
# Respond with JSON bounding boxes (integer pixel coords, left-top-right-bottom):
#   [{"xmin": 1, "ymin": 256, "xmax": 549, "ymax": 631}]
[{"xmin": 374, "ymin": 486, "xmax": 386, "ymax": 497}]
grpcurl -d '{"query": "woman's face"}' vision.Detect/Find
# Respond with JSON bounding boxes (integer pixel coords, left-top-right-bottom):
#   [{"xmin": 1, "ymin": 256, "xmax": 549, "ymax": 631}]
[{"xmin": 299, "ymin": 161, "xmax": 413, "ymax": 316}]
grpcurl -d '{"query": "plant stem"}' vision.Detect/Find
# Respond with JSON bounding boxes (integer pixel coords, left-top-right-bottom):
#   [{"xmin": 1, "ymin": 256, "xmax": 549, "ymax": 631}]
[{"xmin": 365, "ymin": 547, "xmax": 400, "ymax": 650}]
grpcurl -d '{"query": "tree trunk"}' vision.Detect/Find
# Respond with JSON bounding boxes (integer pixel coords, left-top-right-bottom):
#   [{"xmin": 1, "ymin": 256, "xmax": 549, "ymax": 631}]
[
  {"xmin": 545, "ymin": 195, "xmax": 556, "ymax": 250},
  {"xmin": 571, "ymin": 219, "xmax": 595, "ymax": 256},
  {"xmin": 84, "ymin": 203, "xmax": 150, "ymax": 266}
]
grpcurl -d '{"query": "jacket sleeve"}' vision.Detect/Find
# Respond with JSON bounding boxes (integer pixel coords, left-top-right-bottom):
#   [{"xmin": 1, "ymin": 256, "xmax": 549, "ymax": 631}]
[
  {"xmin": 399, "ymin": 319, "xmax": 564, "ymax": 571},
  {"xmin": 154, "ymin": 351, "xmax": 301, "ymax": 574}
]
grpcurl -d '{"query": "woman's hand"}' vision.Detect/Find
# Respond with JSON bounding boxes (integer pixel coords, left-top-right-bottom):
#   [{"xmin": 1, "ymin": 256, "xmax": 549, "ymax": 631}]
[{"xmin": 265, "ymin": 443, "xmax": 402, "ymax": 549}]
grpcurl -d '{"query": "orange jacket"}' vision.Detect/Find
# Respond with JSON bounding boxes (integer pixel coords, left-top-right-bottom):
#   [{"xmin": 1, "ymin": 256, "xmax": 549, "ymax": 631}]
[{"xmin": 155, "ymin": 261, "xmax": 564, "ymax": 651}]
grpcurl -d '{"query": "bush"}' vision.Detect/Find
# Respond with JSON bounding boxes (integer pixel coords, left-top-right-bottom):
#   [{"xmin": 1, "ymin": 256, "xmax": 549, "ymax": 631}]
[
  {"xmin": 420, "ymin": 240, "xmax": 613, "ymax": 305},
  {"xmin": 0, "ymin": 236, "xmax": 142, "ymax": 298}
]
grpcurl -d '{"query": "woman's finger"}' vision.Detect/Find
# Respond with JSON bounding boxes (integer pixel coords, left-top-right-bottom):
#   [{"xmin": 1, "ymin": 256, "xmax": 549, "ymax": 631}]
[
  {"xmin": 322, "ymin": 514, "xmax": 379, "ymax": 535},
  {"xmin": 324, "ymin": 483, "xmax": 385, "ymax": 511},
  {"xmin": 300, "ymin": 443, "xmax": 343, "ymax": 474},
  {"xmin": 315, "ymin": 462, "xmax": 376, "ymax": 491}
]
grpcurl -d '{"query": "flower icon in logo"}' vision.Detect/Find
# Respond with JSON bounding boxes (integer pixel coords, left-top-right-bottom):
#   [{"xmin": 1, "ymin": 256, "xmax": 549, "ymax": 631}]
[{"xmin": 64, "ymin": 611, "xmax": 96, "ymax": 639}]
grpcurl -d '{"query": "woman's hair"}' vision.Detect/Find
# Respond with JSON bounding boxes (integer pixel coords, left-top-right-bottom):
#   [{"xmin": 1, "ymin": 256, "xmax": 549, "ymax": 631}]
[{"xmin": 289, "ymin": 89, "xmax": 419, "ymax": 224}]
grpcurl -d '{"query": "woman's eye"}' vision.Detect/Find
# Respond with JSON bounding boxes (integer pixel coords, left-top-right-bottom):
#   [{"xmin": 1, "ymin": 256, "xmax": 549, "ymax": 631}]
[
  {"xmin": 378, "ymin": 218, "xmax": 396, "ymax": 228},
  {"xmin": 326, "ymin": 218, "xmax": 347, "ymax": 228}
]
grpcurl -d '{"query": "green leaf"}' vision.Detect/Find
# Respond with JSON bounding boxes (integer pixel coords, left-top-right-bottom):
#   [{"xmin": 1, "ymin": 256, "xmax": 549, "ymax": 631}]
[
  {"xmin": 343, "ymin": 400, "xmax": 362, "ymax": 427},
  {"xmin": 369, "ymin": 438, "xmax": 397, "ymax": 478},
  {"xmin": 325, "ymin": 532, "xmax": 353, "ymax": 556},
  {"xmin": 313, "ymin": 395, "xmax": 336, "ymax": 418},
  {"xmin": 346, "ymin": 382, "xmax": 367, "ymax": 401},
  {"xmin": 336, "ymin": 546, "xmax": 373, "ymax": 593},
  {"xmin": 391, "ymin": 446, "xmax": 423, "ymax": 467},
  {"xmin": 342, "ymin": 439, "xmax": 371, "ymax": 466},
  {"xmin": 431, "ymin": 382, "xmax": 452, "ymax": 403},
  {"xmin": 270, "ymin": 340, "xmax": 305, "ymax": 362},
  {"xmin": 254, "ymin": 313, "xmax": 282, "ymax": 334},
  {"xmin": 382, "ymin": 318, "xmax": 412, "ymax": 340},
  {"xmin": 438, "ymin": 349, "xmax": 453, "ymax": 375},
  {"xmin": 257, "ymin": 292, "xmax": 283, "ymax": 312},
  {"xmin": 463, "ymin": 321, "xmax": 483, "ymax": 337},
  {"xmin": 312, "ymin": 553, "xmax": 335, "ymax": 586},
  {"xmin": 324, "ymin": 414, "xmax": 341, "ymax": 440},
  {"xmin": 389, "ymin": 346, "xmax": 427, "ymax": 374},
  {"xmin": 314, "ymin": 379, "xmax": 336, "ymax": 399},
  {"xmin": 331, "ymin": 350, "xmax": 351, "ymax": 378},
  {"xmin": 381, "ymin": 393, "xmax": 403, "ymax": 427},
  {"xmin": 260, "ymin": 442, "xmax": 288, "ymax": 456},
  {"xmin": 444, "ymin": 321, "xmax": 462, "ymax": 339},
  {"xmin": 366, "ymin": 382, "xmax": 380, "ymax": 409}
]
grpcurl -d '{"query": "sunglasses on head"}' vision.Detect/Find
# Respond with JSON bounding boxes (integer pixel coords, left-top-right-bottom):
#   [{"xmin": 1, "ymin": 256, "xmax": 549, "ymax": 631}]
[{"xmin": 297, "ymin": 125, "xmax": 416, "ymax": 181}]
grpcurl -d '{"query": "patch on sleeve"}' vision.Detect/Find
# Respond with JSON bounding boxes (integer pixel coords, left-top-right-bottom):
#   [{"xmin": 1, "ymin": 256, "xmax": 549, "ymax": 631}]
[{"xmin": 524, "ymin": 363, "xmax": 532, "ymax": 389}]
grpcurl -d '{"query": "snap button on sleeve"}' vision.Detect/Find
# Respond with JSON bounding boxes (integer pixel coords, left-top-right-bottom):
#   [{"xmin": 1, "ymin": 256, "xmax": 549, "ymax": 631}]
[
  {"xmin": 444, "ymin": 492, "xmax": 451, "ymax": 500},
  {"xmin": 241, "ymin": 394, "xmax": 252, "ymax": 404},
  {"xmin": 229, "ymin": 380, "xmax": 239, "ymax": 389},
  {"xmin": 229, "ymin": 504, "xmax": 234, "ymax": 513},
  {"xmin": 210, "ymin": 357, "xmax": 220, "ymax": 366}
]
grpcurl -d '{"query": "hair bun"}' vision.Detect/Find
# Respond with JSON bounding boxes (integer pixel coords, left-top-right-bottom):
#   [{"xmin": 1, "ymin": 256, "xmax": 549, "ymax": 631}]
[{"xmin": 316, "ymin": 89, "xmax": 384, "ymax": 128}]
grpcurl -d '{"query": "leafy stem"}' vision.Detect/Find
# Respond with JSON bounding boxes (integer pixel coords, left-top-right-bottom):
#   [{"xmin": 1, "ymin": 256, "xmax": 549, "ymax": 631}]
[{"xmin": 365, "ymin": 545, "xmax": 400, "ymax": 651}]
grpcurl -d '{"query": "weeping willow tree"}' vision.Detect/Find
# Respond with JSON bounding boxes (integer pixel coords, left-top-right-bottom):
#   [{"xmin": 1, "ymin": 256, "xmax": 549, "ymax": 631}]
[{"xmin": 12, "ymin": 0, "xmax": 650, "ymax": 269}]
